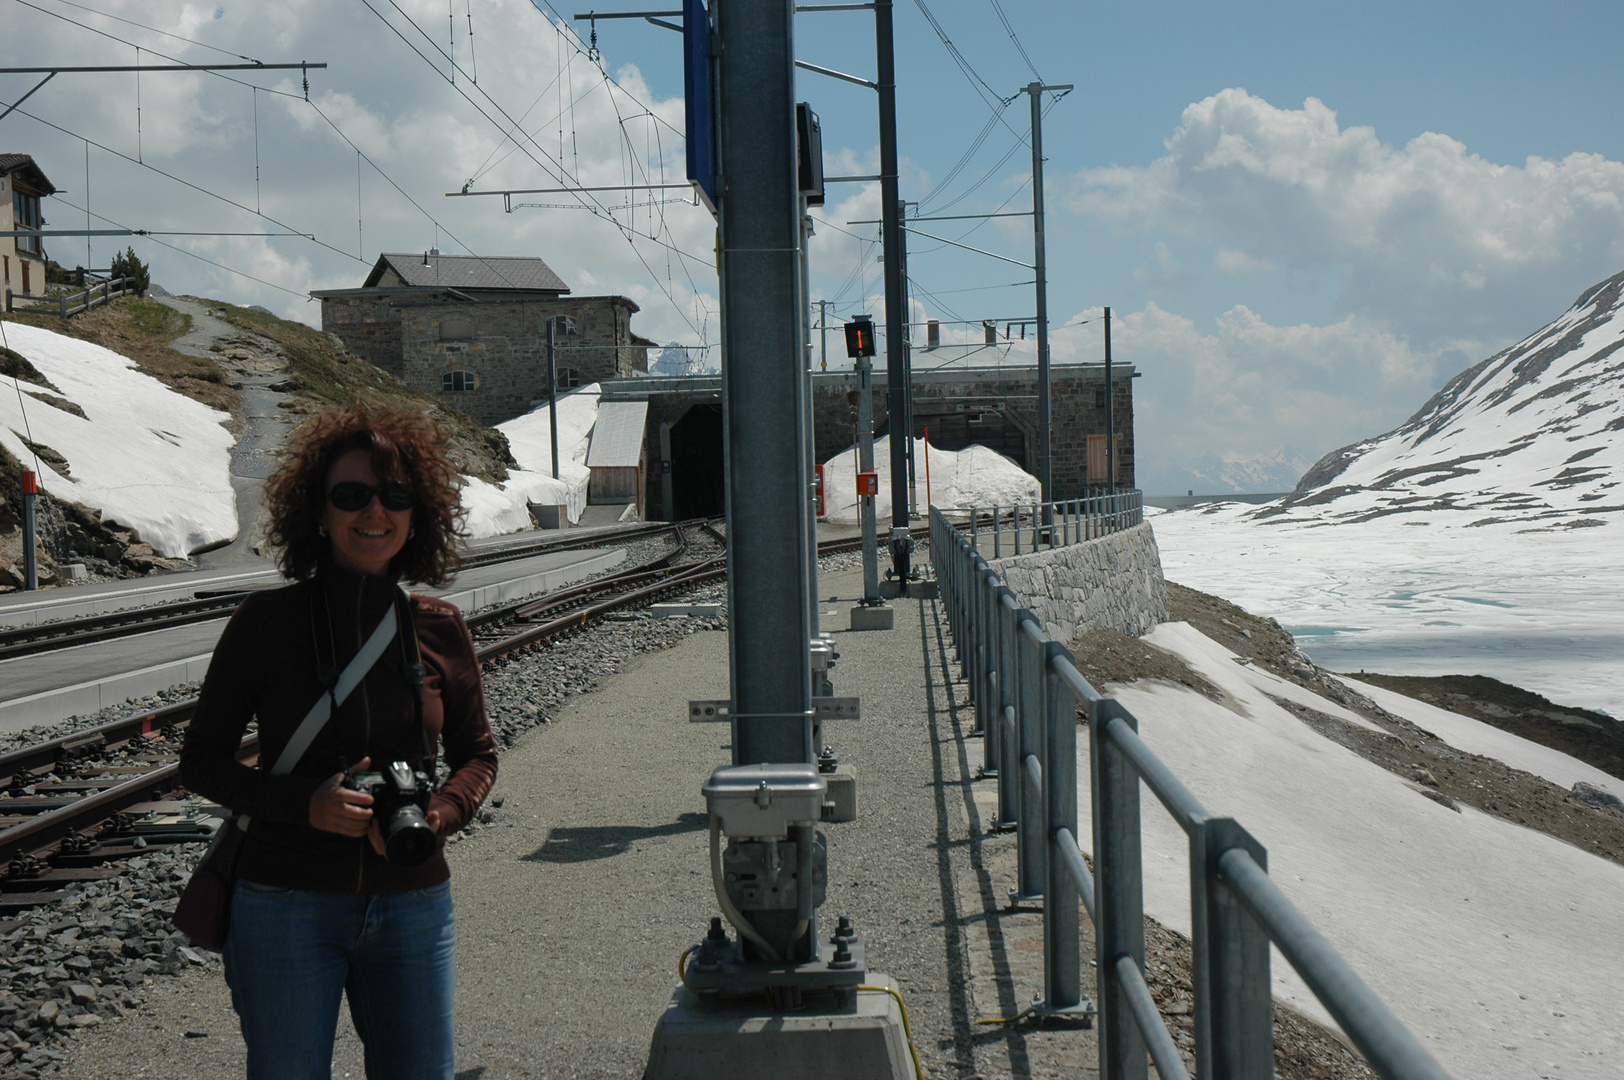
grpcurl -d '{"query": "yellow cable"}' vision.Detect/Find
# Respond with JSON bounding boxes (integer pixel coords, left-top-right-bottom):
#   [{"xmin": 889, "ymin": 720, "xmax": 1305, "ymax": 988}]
[
  {"xmin": 678, "ymin": 947, "xmax": 692, "ymax": 985},
  {"xmin": 858, "ymin": 985, "xmax": 927, "ymax": 1080}
]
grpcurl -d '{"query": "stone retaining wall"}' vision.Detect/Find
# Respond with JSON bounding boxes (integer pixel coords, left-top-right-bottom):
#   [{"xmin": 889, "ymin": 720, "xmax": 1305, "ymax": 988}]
[{"xmin": 990, "ymin": 520, "xmax": 1168, "ymax": 641}]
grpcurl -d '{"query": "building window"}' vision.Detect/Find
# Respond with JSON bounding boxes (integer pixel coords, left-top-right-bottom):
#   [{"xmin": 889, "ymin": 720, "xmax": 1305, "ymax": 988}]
[
  {"xmin": 1094, "ymin": 389, "xmax": 1107, "ymax": 409},
  {"xmin": 555, "ymin": 367, "xmax": 582, "ymax": 390},
  {"xmin": 13, "ymin": 191, "xmax": 43, "ymax": 256},
  {"xmin": 441, "ymin": 369, "xmax": 478, "ymax": 393}
]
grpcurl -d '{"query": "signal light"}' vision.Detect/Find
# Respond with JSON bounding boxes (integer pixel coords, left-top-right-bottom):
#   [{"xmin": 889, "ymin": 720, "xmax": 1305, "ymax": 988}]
[{"xmin": 844, "ymin": 315, "xmax": 876, "ymax": 359}]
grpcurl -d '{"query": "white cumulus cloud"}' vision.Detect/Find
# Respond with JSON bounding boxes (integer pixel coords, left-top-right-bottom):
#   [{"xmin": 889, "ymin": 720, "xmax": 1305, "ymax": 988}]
[{"xmin": 1067, "ymin": 88, "xmax": 1624, "ymax": 346}]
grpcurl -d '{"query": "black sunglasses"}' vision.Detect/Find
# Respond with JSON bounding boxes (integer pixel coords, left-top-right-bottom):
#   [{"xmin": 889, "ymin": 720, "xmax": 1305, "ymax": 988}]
[{"xmin": 327, "ymin": 481, "xmax": 416, "ymax": 513}]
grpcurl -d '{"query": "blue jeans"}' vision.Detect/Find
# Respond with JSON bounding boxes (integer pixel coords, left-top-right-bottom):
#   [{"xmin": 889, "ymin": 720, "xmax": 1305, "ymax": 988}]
[{"xmin": 222, "ymin": 879, "xmax": 456, "ymax": 1080}]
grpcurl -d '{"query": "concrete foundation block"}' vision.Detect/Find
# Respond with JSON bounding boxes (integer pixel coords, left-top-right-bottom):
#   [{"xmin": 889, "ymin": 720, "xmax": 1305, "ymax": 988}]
[
  {"xmin": 644, "ymin": 978, "xmax": 913, "ymax": 1080},
  {"xmin": 849, "ymin": 605, "xmax": 894, "ymax": 631},
  {"xmin": 905, "ymin": 580, "xmax": 939, "ymax": 600},
  {"xmin": 650, "ymin": 603, "xmax": 723, "ymax": 619}
]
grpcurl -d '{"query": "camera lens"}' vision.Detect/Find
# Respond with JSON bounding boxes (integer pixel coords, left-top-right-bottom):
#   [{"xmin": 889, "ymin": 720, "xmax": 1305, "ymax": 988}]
[{"xmin": 382, "ymin": 804, "xmax": 438, "ymax": 867}]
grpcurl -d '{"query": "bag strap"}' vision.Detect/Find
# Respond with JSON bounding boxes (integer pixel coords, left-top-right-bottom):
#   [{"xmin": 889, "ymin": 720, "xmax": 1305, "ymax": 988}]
[{"xmin": 271, "ymin": 595, "xmax": 402, "ymax": 778}]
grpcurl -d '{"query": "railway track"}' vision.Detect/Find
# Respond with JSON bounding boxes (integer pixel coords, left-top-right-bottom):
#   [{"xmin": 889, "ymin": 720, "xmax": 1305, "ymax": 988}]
[
  {"xmin": 0, "ymin": 524, "xmax": 923, "ymax": 914},
  {"xmin": 0, "ymin": 517, "xmax": 714, "ymax": 663}
]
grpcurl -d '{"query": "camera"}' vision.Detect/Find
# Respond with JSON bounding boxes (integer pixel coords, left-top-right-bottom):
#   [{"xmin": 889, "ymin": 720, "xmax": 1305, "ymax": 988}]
[{"xmin": 343, "ymin": 761, "xmax": 437, "ymax": 867}]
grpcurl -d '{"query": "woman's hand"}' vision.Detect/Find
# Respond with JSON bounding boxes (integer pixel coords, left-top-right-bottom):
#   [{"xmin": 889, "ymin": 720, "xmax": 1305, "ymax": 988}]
[{"xmin": 309, "ymin": 758, "xmax": 374, "ymax": 837}]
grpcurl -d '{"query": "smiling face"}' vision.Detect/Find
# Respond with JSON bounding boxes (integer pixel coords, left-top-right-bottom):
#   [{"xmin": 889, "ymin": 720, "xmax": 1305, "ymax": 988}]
[{"xmin": 323, "ymin": 448, "xmax": 412, "ymax": 577}]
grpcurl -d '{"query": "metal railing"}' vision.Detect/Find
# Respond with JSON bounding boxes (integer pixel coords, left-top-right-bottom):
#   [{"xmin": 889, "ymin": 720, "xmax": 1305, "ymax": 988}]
[
  {"xmin": 937, "ymin": 489, "xmax": 1143, "ymax": 558},
  {"xmin": 930, "ymin": 506, "xmax": 1453, "ymax": 1080}
]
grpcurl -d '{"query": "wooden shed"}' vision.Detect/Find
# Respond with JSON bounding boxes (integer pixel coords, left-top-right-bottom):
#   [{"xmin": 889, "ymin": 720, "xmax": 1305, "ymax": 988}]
[{"xmin": 586, "ymin": 399, "xmax": 649, "ymax": 514}]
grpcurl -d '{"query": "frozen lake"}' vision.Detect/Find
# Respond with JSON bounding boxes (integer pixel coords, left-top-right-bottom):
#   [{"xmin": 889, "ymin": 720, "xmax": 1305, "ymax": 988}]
[{"xmin": 1148, "ymin": 504, "xmax": 1624, "ymax": 718}]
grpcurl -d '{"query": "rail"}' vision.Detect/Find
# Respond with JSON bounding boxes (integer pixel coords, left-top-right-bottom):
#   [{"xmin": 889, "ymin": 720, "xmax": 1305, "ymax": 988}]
[
  {"xmin": 936, "ymin": 489, "xmax": 1143, "ymax": 558},
  {"xmin": 3, "ymin": 276, "xmax": 137, "ymax": 316},
  {"xmin": 929, "ymin": 505, "xmax": 1453, "ymax": 1080}
]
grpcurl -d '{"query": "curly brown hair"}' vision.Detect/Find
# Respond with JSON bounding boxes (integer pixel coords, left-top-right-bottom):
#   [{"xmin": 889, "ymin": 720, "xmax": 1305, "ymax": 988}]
[{"xmin": 264, "ymin": 404, "xmax": 465, "ymax": 585}]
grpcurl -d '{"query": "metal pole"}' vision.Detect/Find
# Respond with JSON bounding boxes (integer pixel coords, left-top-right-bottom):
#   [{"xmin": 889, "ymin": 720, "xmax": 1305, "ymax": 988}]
[
  {"xmin": 716, "ymin": 0, "xmax": 813, "ymax": 767},
  {"xmin": 547, "ymin": 318, "xmax": 560, "ymax": 480},
  {"xmin": 1105, "ymin": 306, "xmax": 1115, "ymax": 496},
  {"xmin": 818, "ymin": 298, "xmax": 829, "ymax": 371},
  {"xmin": 876, "ymin": 0, "xmax": 910, "ymax": 580},
  {"xmin": 802, "ymin": 199, "xmax": 822, "ymax": 644},
  {"xmin": 1093, "ymin": 702, "xmax": 1148, "ymax": 1080},
  {"xmin": 1042, "ymin": 641, "xmax": 1084, "ymax": 1014},
  {"xmin": 1030, "ymin": 83, "xmax": 1051, "ymax": 515},
  {"xmin": 857, "ymin": 352, "xmax": 881, "ymax": 603},
  {"xmin": 21, "ymin": 469, "xmax": 38, "ymax": 590},
  {"xmin": 901, "ymin": 200, "xmax": 916, "ymax": 520}
]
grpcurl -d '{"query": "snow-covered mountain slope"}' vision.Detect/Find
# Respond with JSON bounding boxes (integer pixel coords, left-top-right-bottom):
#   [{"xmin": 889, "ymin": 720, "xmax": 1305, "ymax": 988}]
[
  {"xmin": 1284, "ymin": 269, "xmax": 1624, "ymax": 528},
  {"xmin": 0, "ymin": 322, "xmax": 236, "ymax": 557}
]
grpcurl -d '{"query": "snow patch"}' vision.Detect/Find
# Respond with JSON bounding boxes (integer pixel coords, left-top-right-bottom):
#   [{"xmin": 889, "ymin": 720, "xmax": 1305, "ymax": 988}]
[
  {"xmin": 0, "ymin": 322, "xmax": 235, "ymax": 557},
  {"xmin": 820, "ymin": 437, "xmax": 1040, "ymax": 523},
  {"xmin": 1082, "ymin": 623, "xmax": 1624, "ymax": 1080},
  {"xmin": 458, "ymin": 385, "xmax": 601, "ymax": 537}
]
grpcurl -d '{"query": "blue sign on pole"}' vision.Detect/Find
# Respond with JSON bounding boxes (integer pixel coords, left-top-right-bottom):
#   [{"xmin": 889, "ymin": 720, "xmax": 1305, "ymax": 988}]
[{"xmin": 683, "ymin": 0, "xmax": 717, "ymax": 215}]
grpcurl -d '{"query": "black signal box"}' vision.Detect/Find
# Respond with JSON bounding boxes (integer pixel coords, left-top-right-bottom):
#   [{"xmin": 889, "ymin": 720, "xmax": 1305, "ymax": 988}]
[{"xmin": 845, "ymin": 315, "xmax": 876, "ymax": 359}]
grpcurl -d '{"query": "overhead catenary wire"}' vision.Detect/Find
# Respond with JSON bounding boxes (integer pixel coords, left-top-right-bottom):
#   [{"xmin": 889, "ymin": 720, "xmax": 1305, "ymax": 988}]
[
  {"xmin": 9, "ymin": 0, "xmax": 546, "ymax": 296},
  {"xmin": 28, "ymin": 0, "xmax": 263, "ymax": 63},
  {"xmin": 47, "ymin": 195, "xmax": 313, "ymax": 299},
  {"xmin": 360, "ymin": 0, "xmax": 708, "ymax": 337},
  {"xmin": 5, "ymin": 102, "xmax": 367, "ymax": 266},
  {"xmin": 987, "ymin": 0, "xmax": 1042, "ymax": 82}
]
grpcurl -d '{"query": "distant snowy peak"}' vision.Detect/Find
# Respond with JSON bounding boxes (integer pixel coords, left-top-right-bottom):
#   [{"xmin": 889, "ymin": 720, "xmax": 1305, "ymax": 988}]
[
  {"xmin": 1159, "ymin": 447, "xmax": 1311, "ymax": 495},
  {"xmin": 1283, "ymin": 269, "xmax": 1624, "ymax": 529}
]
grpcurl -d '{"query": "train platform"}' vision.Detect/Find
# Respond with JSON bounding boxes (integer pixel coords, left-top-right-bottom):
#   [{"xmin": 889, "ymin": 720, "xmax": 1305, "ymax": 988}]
[{"xmin": 57, "ymin": 559, "xmax": 1101, "ymax": 1080}]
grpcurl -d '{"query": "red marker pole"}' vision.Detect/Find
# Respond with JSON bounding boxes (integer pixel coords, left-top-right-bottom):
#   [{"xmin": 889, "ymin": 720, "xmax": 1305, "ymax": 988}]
[{"xmin": 21, "ymin": 468, "xmax": 38, "ymax": 590}]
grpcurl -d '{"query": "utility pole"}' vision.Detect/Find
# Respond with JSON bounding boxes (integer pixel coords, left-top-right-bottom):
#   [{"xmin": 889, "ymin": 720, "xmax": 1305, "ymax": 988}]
[
  {"xmin": 801, "ymin": 198, "xmax": 823, "ymax": 653},
  {"xmin": 1027, "ymin": 81, "xmax": 1071, "ymax": 520},
  {"xmin": 546, "ymin": 318, "xmax": 560, "ymax": 480},
  {"xmin": 1104, "ymin": 305, "xmax": 1115, "ymax": 496},
  {"xmin": 899, "ymin": 199, "xmax": 917, "ymax": 521},
  {"xmin": 876, "ymin": 0, "xmax": 910, "ymax": 581},
  {"xmin": 856, "ymin": 348, "xmax": 881, "ymax": 605}
]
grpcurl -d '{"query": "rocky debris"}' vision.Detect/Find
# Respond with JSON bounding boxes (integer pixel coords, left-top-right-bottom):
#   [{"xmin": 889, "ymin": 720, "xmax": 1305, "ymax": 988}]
[
  {"xmin": 0, "ymin": 842, "xmax": 213, "ymax": 1079},
  {"xmin": 1571, "ymin": 781, "xmax": 1624, "ymax": 814}
]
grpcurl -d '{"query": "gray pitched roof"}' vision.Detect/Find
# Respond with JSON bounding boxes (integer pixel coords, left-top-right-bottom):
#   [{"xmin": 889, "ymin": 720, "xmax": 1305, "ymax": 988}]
[
  {"xmin": 366, "ymin": 252, "xmax": 569, "ymax": 293},
  {"xmin": 586, "ymin": 400, "xmax": 649, "ymax": 468}
]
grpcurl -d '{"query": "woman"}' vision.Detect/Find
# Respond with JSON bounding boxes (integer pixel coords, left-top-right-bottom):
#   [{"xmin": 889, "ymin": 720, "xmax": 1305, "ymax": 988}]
[{"xmin": 180, "ymin": 404, "xmax": 497, "ymax": 1080}]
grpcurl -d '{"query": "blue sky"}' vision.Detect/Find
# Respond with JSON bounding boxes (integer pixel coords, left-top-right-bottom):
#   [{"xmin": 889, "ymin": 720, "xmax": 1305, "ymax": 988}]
[{"xmin": 5, "ymin": 1, "xmax": 1623, "ymax": 491}]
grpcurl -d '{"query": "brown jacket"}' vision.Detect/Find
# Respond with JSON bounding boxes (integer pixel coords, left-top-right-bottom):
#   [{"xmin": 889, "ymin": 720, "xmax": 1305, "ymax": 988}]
[{"xmin": 179, "ymin": 564, "xmax": 498, "ymax": 893}]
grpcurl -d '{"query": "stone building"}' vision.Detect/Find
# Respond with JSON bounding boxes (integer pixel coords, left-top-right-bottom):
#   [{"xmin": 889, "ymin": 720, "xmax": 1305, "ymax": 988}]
[
  {"xmin": 1, "ymin": 154, "xmax": 56, "ymax": 304},
  {"xmin": 596, "ymin": 362, "xmax": 1137, "ymax": 521},
  {"xmin": 312, "ymin": 252, "xmax": 652, "ymax": 426}
]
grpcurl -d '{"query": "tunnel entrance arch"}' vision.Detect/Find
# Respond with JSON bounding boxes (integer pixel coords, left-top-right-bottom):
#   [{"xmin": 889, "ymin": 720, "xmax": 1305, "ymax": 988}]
[{"xmin": 669, "ymin": 404, "xmax": 725, "ymax": 519}]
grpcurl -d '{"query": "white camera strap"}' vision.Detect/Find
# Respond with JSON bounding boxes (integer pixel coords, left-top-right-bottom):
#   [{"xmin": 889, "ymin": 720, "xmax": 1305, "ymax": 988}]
[
  {"xmin": 274, "ymin": 588, "xmax": 406, "ymax": 777},
  {"xmin": 233, "ymin": 586, "xmax": 409, "ymax": 832}
]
